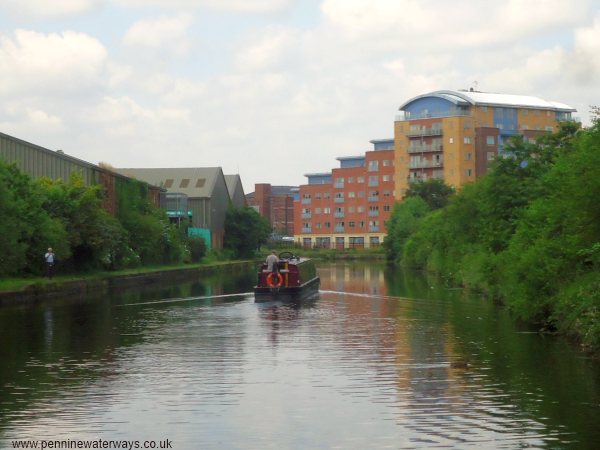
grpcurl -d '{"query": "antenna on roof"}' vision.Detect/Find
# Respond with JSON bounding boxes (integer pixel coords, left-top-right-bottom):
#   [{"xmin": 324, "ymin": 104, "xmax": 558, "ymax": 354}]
[{"xmin": 470, "ymin": 81, "xmax": 479, "ymax": 92}]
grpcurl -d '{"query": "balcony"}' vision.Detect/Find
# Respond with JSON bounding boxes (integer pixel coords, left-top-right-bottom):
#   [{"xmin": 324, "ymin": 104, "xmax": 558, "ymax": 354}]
[
  {"xmin": 395, "ymin": 109, "xmax": 471, "ymax": 121},
  {"xmin": 368, "ymin": 210, "xmax": 380, "ymax": 217},
  {"xmin": 368, "ymin": 196, "xmax": 379, "ymax": 202},
  {"xmin": 334, "ymin": 197, "xmax": 345, "ymax": 203},
  {"xmin": 409, "ymin": 160, "xmax": 443, "ymax": 169},
  {"xmin": 301, "ymin": 227, "xmax": 312, "ymax": 233},
  {"xmin": 301, "ymin": 213, "xmax": 312, "ymax": 219},
  {"xmin": 334, "ymin": 212, "xmax": 344, "ymax": 218},
  {"xmin": 407, "ymin": 127, "xmax": 443, "ymax": 137},
  {"xmin": 368, "ymin": 226, "xmax": 380, "ymax": 232},
  {"xmin": 334, "ymin": 182, "xmax": 344, "ymax": 188},
  {"xmin": 301, "ymin": 198, "xmax": 311, "ymax": 205},
  {"xmin": 408, "ymin": 144, "xmax": 443, "ymax": 154},
  {"xmin": 334, "ymin": 226, "xmax": 345, "ymax": 233}
]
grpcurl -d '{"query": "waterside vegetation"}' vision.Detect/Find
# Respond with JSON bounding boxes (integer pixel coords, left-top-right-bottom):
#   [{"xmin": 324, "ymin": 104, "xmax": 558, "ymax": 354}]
[{"xmin": 385, "ymin": 117, "xmax": 600, "ymax": 352}]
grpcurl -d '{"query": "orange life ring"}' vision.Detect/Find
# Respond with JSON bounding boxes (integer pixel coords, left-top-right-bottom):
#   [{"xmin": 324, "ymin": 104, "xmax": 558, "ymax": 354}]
[{"xmin": 266, "ymin": 272, "xmax": 283, "ymax": 288}]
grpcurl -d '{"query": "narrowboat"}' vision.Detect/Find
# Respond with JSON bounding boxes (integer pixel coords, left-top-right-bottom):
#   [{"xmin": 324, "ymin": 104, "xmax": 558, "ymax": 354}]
[{"xmin": 254, "ymin": 251, "xmax": 320, "ymax": 302}]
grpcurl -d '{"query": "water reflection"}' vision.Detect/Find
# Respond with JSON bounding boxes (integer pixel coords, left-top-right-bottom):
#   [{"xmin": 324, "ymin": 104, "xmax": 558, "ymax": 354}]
[{"xmin": 0, "ymin": 262, "xmax": 599, "ymax": 449}]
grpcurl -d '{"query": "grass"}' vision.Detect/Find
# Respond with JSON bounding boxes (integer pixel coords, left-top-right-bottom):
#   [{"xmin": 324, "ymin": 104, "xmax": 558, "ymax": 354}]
[{"xmin": 0, "ymin": 259, "xmax": 252, "ymax": 294}]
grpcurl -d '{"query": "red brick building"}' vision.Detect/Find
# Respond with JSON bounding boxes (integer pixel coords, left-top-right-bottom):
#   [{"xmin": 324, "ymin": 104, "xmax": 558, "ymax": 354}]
[
  {"xmin": 247, "ymin": 184, "xmax": 296, "ymax": 236},
  {"xmin": 294, "ymin": 139, "xmax": 395, "ymax": 249}
]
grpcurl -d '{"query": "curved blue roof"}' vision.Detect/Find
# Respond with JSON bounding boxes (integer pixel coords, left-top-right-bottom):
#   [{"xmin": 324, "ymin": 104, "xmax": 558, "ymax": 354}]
[{"xmin": 400, "ymin": 90, "xmax": 575, "ymax": 112}]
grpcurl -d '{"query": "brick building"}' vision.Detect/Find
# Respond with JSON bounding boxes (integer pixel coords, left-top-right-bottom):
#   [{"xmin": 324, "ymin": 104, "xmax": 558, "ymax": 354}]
[
  {"xmin": 394, "ymin": 89, "xmax": 576, "ymax": 198},
  {"xmin": 294, "ymin": 139, "xmax": 395, "ymax": 249},
  {"xmin": 247, "ymin": 184, "xmax": 296, "ymax": 236}
]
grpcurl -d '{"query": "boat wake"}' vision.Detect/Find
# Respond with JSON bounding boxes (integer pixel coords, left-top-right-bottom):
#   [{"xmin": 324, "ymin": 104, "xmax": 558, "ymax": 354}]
[
  {"xmin": 114, "ymin": 292, "xmax": 254, "ymax": 307},
  {"xmin": 319, "ymin": 289, "xmax": 411, "ymax": 302}
]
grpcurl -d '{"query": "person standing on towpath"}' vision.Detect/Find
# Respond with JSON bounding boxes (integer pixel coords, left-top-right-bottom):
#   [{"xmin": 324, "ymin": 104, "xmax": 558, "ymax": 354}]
[{"xmin": 44, "ymin": 247, "xmax": 55, "ymax": 278}]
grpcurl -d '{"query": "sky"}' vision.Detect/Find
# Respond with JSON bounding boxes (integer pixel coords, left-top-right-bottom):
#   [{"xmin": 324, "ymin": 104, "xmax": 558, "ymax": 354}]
[{"xmin": 1, "ymin": 0, "xmax": 599, "ymax": 194}]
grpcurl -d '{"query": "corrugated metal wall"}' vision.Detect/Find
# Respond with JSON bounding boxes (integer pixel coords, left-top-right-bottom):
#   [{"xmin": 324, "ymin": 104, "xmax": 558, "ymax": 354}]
[{"xmin": 0, "ymin": 132, "xmax": 95, "ymax": 184}]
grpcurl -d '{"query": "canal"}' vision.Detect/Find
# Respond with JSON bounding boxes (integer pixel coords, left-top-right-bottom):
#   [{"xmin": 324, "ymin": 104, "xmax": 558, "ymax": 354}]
[{"xmin": 0, "ymin": 262, "xmax": 599, "ymax": 449}]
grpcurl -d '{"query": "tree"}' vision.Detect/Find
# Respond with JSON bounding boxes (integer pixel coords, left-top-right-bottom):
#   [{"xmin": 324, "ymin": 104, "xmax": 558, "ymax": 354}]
[
  {"xmin": 384, "ymin": 197, "xmax": 430, "ymax": 264},
  {"xmin": 224, "ymin": 205, "xmax": 271, "ymax": 259},
  {"xmin": 405, "ymin": 178, "xmax": 455, "ymax": 210}
]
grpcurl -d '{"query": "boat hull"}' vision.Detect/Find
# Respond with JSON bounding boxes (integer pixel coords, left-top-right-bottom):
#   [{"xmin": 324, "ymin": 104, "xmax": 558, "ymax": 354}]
[{"xmin": 254, "ymin": 276, "xmax": 320, "ymax": 303}]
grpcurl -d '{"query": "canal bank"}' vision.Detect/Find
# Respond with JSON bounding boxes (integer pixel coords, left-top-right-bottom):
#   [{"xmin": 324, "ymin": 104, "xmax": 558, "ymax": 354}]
[{"xmin": 0, "ymin": 261, "xmax": 254, "ymax": 305}]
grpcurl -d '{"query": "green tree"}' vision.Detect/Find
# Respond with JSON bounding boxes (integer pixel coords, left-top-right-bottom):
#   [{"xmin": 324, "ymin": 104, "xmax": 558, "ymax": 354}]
[
  {"xmin": 0, "ymin": 160, "xmax": 69, "ymax": 276},
  {"xmin": 405, "ymin": 178, "xmax": 455, "ymax": 210},
  {"xmin": 224, "ymin": 205, "xmax": 271, "ymax": 259},
  {"xmin": 384, "ymin": 197, "xmax": 430, "ymax": 264}
]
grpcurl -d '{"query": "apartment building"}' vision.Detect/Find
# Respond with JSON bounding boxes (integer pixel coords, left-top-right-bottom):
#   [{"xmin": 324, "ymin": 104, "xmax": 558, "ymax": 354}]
[
  {"xmin": 394, "ymin": 89, "xmax": 576, "ymax": 198},
  {"xmin": 294, "ymin": 139, "xmax": 395, "ymax": 249}
]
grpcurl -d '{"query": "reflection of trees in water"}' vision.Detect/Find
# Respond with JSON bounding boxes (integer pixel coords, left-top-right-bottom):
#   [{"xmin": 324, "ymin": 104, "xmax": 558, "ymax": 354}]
[{"xmin": 0, "ymin": 266, "xmax": 256, "ymax": 434}]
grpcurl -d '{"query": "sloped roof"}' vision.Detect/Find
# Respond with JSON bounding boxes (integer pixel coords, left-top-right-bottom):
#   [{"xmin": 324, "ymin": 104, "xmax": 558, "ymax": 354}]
[
  {"xmin": 400, "ymin": 90, "xmax": 576, "ymax": 112},
  {"xmin": 224, "ymin": 174, "xmax": 242, "ymax": 198},
  {"xmin": 116, "ymin": 167, "xmax": 224, "ymax": 198}
]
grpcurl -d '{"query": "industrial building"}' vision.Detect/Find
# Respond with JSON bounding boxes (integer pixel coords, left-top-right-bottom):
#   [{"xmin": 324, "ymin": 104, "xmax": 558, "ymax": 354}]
[
  {"xmin": 116, "ymin": 167, "xmax": 245, "ymax": 250},
  {"xmin": 0, "ymin": 132, "xmax": 162, "ymax": 214}
]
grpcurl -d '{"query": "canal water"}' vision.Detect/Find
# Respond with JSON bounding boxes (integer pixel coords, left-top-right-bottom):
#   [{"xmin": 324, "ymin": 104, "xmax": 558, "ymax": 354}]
[{"xmin": 1, "ymin": 262, "xmax": 599, "ymax": 449}]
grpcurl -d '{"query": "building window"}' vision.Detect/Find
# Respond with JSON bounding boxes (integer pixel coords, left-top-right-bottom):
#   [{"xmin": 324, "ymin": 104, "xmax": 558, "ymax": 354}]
[
  {"xmin": 358, "ymin": 191, "xmax": 365, "ymax": 198},
  {"xmin": 466, "ymin": 169, "xmax": 472, "ymax": 177},
  {"xmin": 348, "ymin": 191, "xmax": 355, "ymax": 198},
  {"xmin": 324, "ymin": 222, "xmax": 331, "ymax": 228},
  {"xmin": 180, "ymin": 179, "xmax": 190, "ymax": 188},
  {"xmin": 349, "ymin": 221, "xmax": 355, "ymax": 228},
  {"xmin": 383, "ymin": 190, "xmax": 392, "ymax": 197},
  {"xmin": 348, "ymin": 177, "xmax": 354, "ymax": 183},
  {"xmin": 464, "ymin": 137, "xmax": 471, "ymax": 144},
  {"xmin": 487, "ymin": 152, "xmax": 495, "ymax": 161},
  {"xmin": 465, "ymin": 152, "xmax": 472, "ymax": 161},
  {"xmin": 323, "ymin": 192, "xmax": 331, "ymax": 199},
  {"xmin": 195, "ymin": 178, "xmax": 205, "ymax": 188},
  {"xmin": 382, "ymin": 175, "xmax": 391, "ymax": 182},
  {"xmin": 357, "ymin": 176, "xmax": 365, "ymax": 183},
  {"xmin": 315, "ymin": 208, "xmax": 321, "ymax": 214},
  {"xmin": 545, "ymin": 126, "xmax": 553, "ymax": 132},
  {"xmin": 164, "ymin": 179, "xmax": 174, "ymax": 188},
  {"xmin": 368, "ymin": 160, "xmax": 379, "ymax": 171},
  {"xmin": 486, "ymin": 136, "xmax": 495, "ymax": 145},
  {"xmin": 348, "ymin": 206, "xmax": 355, "ymax": 213},
  {"xmin": 382, "ymin": 160, "xmax": 392, "ymax": 166},
  {"xmin": 323, "ymin": 207, "xmax": 331, "ymax": 214},
  {"xmin": 449, "ymin": 137, "xmax": 454, "ymax": 144},
  {"xmin": 315, "ymin": 192, "xmax": 321, "ymax": 199},
  {"xmin": 357, "ymin": 206, "xmax": 365, "ymax": 213},
  {"xmin": 383, "ymin": 205, "xmax": 391, "ymax": 212}
]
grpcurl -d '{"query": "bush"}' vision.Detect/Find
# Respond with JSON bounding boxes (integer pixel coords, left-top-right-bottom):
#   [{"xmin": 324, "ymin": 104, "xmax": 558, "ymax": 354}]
[{"xmin": 188, "ymin": 237, "xmax": 207, "ymax": 263}]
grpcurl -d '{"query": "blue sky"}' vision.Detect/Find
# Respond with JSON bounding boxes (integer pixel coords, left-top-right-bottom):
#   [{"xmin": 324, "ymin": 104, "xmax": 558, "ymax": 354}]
[{"xmin": 1, "ymin": 0, "xmax": 599, "ymax": 193}]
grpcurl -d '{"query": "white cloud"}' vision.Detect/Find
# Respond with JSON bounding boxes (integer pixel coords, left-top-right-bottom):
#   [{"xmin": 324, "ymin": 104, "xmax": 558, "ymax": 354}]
[
  {"xmin": 0, "ymin": 30, "xmax": 108, "ymax": 96},
  {"xmin": 0, "ymin": 0, "xmax": 100, "ymax": 18},
  {"xmin": 123, "ymin": 14, "xmax": 193, "ymax": 50},
  {"xmin": 112, "ymin": 0, "xmax": 291, "ymax": 13},
  {"xmin": 0, "ymin": 0, "xmax": 598, "ymax": 192},
  {"xmin": 320, "ymin": 0, "xmax": 592, "ymax": 50},
  {"xmin": 234, "ymin": 27, "xmax": 297, "ymax": 72}
]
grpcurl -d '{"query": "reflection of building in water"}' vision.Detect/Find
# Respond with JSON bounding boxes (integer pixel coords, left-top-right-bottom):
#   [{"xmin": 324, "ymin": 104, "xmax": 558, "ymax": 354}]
[
  {"xmin": 320, "ymin": 263, "xmax": 475, "ymax": 442},
  {"xmin": 319, "ymin": 263, "xmax": 387, "ymax": 296}
]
